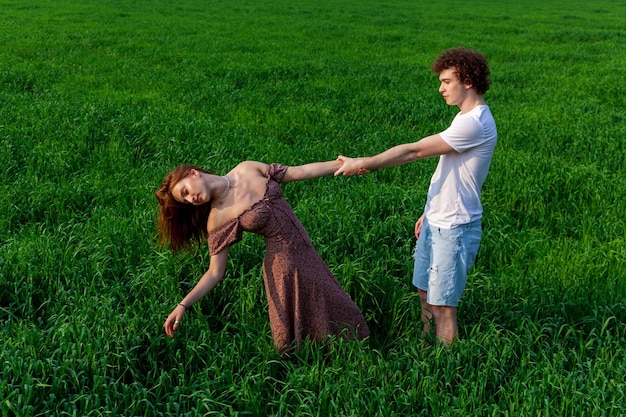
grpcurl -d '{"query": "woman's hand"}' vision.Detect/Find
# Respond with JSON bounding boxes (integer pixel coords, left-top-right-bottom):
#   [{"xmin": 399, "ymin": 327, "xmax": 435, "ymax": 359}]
[
  {"xmin": 163, "ymin": 304, "xmax": 187, "ymax": 338},
  {"xmin": 334, "ymin": 156, "xmax": 369, "ymax": 177},
  {"xmin": 162, "ymin": 251, "xmax": 229, "ymax": 338}
]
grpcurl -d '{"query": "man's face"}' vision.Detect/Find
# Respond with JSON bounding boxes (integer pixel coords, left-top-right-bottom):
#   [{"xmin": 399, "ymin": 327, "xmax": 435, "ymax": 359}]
[{"xmin": 438, "ymin": 68, "xmax": 470, "ymax": 107}]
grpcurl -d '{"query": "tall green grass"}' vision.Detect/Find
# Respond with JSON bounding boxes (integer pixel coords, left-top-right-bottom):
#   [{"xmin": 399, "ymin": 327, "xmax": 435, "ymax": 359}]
[{"xmin": 1, "ymin": 0, "xmax": 624, "ymax": 415}]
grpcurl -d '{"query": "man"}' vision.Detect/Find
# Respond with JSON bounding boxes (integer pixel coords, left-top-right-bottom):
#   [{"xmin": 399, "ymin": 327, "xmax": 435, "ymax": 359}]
[{"xmin": 335, "ymin": 47, "xmax": 497, "ymax": 345}]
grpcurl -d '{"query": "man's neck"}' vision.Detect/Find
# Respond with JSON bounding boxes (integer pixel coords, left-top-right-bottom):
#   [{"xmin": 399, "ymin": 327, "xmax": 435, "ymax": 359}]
[{"xmin": 459, "ymin": 94, "xmax": 485, "ymax": 114}]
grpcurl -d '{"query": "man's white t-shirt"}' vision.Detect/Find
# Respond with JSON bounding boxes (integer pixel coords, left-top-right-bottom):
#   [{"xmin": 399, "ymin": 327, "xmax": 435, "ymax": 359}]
[{"xmin": 424, "ymin": 104, "xmax": 497, "ymax": 228}]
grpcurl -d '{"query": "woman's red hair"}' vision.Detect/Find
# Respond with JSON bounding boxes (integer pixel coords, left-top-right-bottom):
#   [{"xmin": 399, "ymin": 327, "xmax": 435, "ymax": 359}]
[{"xmin": 155, "ymin": 165, "xmax": 213, "ymax": 253}]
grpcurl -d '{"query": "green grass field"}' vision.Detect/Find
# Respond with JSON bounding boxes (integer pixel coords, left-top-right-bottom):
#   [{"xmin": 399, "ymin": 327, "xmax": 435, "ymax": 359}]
[{"xmin": 1, "ymin": 0, "xmax": 625, "ymax": 415}]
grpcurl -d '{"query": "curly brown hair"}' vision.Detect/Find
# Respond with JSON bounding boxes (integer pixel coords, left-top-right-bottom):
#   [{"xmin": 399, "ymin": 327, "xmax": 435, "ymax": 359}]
[
  {"xmin": 155, "ymin": 165, "xmax": 214, "ymax": 253},
  {"xmin": 431, "ymin": 47, "xmax": 491, "ymax": 95}
]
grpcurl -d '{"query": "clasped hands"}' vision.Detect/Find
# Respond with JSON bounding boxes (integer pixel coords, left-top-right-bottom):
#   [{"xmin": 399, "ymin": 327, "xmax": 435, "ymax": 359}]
[{"xmin": 334, "ymin": 155, "xmax": 370, "ymax": 177}]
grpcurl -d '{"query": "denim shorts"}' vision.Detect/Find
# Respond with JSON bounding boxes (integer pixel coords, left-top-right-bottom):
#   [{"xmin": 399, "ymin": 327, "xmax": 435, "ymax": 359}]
[{"xmin": 412, "ymin": 217, "xmax": 482, "ymax": 307}]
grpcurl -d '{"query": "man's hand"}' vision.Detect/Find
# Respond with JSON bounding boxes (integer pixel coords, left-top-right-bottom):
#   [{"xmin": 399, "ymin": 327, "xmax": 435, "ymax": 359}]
[
  {"xmin": 334, "ymin": 155, "xmax": 369, "ymax": 176},
  {"xmin": 415, "ymin": 213, "xmax": 425, "ymax": 239}
]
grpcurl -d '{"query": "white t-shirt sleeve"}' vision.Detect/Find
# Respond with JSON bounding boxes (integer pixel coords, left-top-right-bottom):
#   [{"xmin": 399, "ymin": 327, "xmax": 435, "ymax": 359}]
[{"xmin": 439, "ymin": 112, "xmax": 484, "ymax": 153}]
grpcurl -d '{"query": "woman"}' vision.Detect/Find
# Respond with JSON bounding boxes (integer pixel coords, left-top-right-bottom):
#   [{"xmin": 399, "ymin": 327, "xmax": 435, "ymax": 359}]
[{"xmin": 156, "ymin": 160, "xmax": 369, "ymax": 351}]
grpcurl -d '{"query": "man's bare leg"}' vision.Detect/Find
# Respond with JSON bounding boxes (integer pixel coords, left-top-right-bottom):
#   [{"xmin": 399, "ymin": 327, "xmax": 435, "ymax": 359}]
[
  {"xmin": 418, "ymin": 289, "xmax": 433, "ymax": 336},
  {"xmin": 431, "ymin": 305, "xmax": 457, "ymax": 346}
]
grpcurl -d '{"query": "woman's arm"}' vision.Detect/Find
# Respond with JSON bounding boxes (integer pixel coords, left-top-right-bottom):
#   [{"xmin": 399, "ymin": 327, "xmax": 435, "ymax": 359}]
[
  {"xmin": 281, "ymin": 160, "xmax": 343, "ymax": 183},
  {"xmin": 163, "ymin": 248, "xmax": 229, "ymax": 338},
  {"xmin": 232, "ymin": 159, "xmax": 341, "ymax": 183}
]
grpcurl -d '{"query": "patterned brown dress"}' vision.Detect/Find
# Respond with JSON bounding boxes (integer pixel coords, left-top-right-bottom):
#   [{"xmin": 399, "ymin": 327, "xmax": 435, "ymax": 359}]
[{"xmin": 208, "ymin": 164, "xmax": 369, "ymax": 351}]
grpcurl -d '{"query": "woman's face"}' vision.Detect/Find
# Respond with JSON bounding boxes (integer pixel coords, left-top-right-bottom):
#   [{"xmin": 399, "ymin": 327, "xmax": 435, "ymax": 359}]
[{"xmin": 171, "ymin": 169, "xmax": 208, "ymax": 205}]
